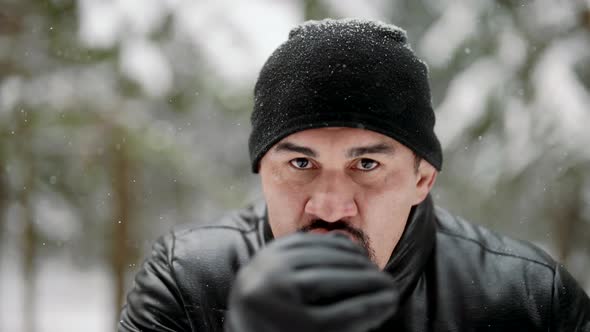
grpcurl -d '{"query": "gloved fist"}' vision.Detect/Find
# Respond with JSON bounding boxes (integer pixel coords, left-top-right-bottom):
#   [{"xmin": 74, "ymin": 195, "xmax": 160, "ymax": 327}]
[{"xmin": 225, "ymin": 232, "xmax": 398, "ymax": 332}]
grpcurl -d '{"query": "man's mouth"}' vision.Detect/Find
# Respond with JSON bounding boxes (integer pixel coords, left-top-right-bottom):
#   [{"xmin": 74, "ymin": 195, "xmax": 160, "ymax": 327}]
[
  {"xmin": 308, "ymin": 228, "xmax": 357, "ymax": 242},
  {"xmin": 300, "ymin": 221, "xmax": 375, "ymax": 262}
]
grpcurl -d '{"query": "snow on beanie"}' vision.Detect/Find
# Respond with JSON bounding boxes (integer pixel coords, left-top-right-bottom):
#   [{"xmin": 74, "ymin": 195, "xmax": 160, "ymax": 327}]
[{"xmin": 248, "ymin": 18, "xmax": 443, "ymax": 173}]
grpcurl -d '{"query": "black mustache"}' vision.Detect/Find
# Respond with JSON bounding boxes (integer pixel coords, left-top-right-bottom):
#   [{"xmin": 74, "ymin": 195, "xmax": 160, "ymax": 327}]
[
  {"xmin": 299, "ymin": 220, "xmax": 375, "ymax": 261},
  {"xmin": 300, "ymin": 220, "xmax": 353, "ymax": 232}
]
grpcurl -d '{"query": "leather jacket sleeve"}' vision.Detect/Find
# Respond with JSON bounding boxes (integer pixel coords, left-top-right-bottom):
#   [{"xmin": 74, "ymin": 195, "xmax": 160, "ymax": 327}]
[
  {"xmin": 552, "ymin": 263, "xmax": 590, "ymax": 331},
  {"xmin": 119, "ymin": 233, "xmax": 191, "ymax": 332}
]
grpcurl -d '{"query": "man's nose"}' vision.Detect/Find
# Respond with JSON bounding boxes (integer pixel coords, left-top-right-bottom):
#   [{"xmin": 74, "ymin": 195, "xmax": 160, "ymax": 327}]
[{"xmin": 304, "ymin": 172, "xmax": 358, "ymax": 222}]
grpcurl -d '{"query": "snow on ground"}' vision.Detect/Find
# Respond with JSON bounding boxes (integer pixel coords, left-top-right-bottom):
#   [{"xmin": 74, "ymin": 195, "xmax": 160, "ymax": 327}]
[{"xmin": 0, "ymin": 255, "xmax": 113, "ymax": 332}]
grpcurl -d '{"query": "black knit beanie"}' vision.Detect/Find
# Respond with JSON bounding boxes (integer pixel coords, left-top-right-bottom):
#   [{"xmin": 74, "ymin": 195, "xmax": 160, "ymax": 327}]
[{"xmin": 248, "ymin": 18, "xmax": 442, "ymax": 173}]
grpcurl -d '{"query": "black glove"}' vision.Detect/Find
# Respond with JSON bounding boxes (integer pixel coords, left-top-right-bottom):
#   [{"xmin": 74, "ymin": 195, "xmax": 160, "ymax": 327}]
[{"xmin": 225, "ymin": 232, "xmax": 398, "ymax": 332}]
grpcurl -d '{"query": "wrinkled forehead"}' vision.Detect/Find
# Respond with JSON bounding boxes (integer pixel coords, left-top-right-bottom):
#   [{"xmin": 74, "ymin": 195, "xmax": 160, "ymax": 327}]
[{"xmin": 269, "ymin": 127, "xmax": 407, "ymax": 156}]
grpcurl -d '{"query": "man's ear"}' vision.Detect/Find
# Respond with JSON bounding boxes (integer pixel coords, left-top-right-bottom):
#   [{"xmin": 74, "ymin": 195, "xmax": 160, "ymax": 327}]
[{"xmin": 413, "ymin": 161, "xmax": 437, "ymax": 205}]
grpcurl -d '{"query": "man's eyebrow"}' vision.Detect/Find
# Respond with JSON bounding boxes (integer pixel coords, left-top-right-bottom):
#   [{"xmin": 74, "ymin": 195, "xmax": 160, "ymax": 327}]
[
  {"xmin": 273, "ymin": 141, "xmax": 395, "ymax": 158},
  {"xmin": 346, "ymin": 142, "xmax": 395, "ymax": 158},
  {"xmin": 274, "ymin": 142, "xmax": 317, "ymax": 157}
]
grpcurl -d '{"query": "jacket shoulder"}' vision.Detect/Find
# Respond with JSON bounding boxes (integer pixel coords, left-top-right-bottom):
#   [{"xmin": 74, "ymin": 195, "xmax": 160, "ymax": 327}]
[
  {"xmin": 433, "ymin": 205, "xmax": 556, "ymax": 270},
  {"xmin": 170, "ymin": 198, "xmax": 267, "ymax": 259},
  {"xmin": 429, "ymin": 206, "xmax": 590, "ymax": 330},
  {"xmin": 168, "ymin": 201, "xmax": 268, "ymax": 305},
  {"xmin": 123, "ymin": 201, "xmax": 267, "ymax": 331},
  {"xmin": 430, "ymin": 206, "xmax": 558, "ymax": 329}
]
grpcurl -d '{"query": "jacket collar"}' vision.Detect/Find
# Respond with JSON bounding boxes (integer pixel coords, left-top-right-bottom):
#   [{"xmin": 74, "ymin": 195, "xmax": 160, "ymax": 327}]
[
  {"xmin": 383, "ymin": 195, "xmax": 436, "ymax": 302},
  {"xmin": 258, "ymin": 195, "xmax": 436, "ymax": 299}
]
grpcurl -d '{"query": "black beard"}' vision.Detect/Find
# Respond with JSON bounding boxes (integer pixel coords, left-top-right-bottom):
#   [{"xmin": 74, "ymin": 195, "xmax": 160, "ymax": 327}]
[{"xmin": 299, "ymin": 219, "xmax": 376, "ymax": 263}]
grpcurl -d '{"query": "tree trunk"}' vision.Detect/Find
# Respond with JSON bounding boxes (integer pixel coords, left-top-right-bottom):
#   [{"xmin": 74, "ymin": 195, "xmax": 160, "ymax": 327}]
[
  {"xmin": 20, "ymin": 111, "xmax": 37, "ymax": 332},
  {"xmin": 111, "ymin": 126, "xmax": 135, "ymax": 329},
  {"xmin": 0, "ymin": 153, "xmax": 7, "ymax": 327},
  {"xmin": 23, "ymin": 197, "xmax": 36, "ymax": 332},
  {"xmin": 551, "ymin": 170, "xmax": 581, "ymax": 263}
]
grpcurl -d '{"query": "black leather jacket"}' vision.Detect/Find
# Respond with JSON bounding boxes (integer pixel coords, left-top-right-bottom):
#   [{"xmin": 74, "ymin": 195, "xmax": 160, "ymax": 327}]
[{"xmin": 119, "ymin": 196, "xmax": 590, "ymax": 331}]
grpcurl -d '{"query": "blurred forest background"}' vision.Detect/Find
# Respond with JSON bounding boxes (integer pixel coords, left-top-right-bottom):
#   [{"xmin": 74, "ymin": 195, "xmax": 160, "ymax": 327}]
[{"xmin": 1, "ymin": 0, "xmax": 589, "ymax": 331}]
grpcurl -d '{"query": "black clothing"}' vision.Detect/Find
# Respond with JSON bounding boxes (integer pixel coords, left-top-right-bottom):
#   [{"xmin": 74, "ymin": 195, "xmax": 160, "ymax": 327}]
[
  {"xmin": 225, "ymin": 232, "xmax": 400, "ymax": 332},
  {"xmin": 119, "ymin": 196, "xmax": 590, "ymax": 331}
]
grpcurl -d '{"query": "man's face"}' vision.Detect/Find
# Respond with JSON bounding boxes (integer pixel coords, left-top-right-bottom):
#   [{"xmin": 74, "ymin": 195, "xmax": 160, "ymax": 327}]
[{"xmin": 259, "ymin": 127, "xmax": 437, "ymax": 269}]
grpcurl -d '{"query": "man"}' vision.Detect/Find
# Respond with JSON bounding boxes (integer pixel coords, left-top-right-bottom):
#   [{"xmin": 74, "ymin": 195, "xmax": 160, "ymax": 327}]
[{"xmin": 119, "ymin": 18, "xmax": 590, "ymax": 331}]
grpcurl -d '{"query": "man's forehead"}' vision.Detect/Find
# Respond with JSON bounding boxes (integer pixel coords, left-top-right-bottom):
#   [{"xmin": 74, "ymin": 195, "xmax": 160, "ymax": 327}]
[{"xmin": 270, "ymin": 127, "xmax": 403, "ymax": 158}]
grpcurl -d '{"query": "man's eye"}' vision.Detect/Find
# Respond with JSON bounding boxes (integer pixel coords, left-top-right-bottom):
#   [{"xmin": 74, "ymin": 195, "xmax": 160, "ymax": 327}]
[
  {"xmin": 290, "ymin": 158, "xmax": 312, "ymax": 169},
  {"xmin": 356, "ymin": 159, "xmax": 379, "ymax": 171}
]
